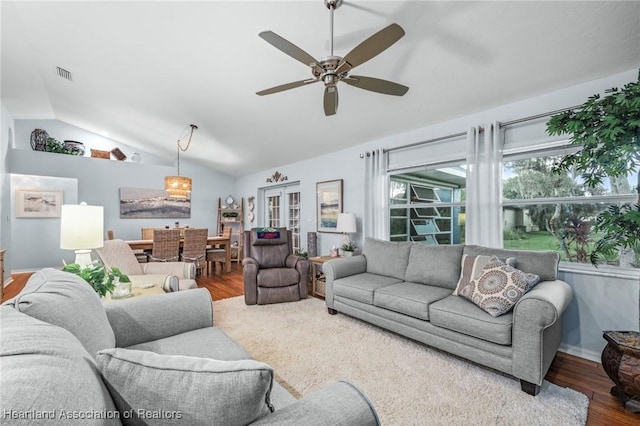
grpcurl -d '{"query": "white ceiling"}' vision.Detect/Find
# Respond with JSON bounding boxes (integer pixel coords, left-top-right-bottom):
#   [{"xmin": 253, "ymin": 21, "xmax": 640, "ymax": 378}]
[{"xmin": 2, "ymin": 1, "xmax": 639, "ymax": 177}]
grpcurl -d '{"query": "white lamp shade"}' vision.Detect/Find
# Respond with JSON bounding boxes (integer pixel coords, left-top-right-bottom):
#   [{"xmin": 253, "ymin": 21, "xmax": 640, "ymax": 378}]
[
  {"xmin": 336, "ymin": 213, "xmax": 357, "ymax": 233},
  {"xmin": 60, "ymin": 204, "xmax": 104, "ymax": 250}
]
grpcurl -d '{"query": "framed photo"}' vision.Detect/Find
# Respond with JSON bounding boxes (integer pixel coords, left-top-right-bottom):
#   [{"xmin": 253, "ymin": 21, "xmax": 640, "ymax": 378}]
[
  {"xmin": 15, "ymin": 189, "xmax": 63, "ymax": 218},
  {"xmin": 316, "ymin": 179, "xmax": 343, "ymax": 233}
]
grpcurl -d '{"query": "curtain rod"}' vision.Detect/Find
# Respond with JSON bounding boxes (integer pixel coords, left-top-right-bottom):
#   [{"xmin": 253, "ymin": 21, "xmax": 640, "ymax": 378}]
[
  {"xmin": 384, "ymin": 131, "xmax": 468, "ymax": 154},
  {"xmin": 500, "ymin": 105, "xmax": 582, "ymax": 127}
]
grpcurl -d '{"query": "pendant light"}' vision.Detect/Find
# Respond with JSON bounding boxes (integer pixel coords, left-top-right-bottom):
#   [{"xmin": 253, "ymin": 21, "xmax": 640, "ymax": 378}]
[{"xmin": 165, "ymin": 124, "xmax": 197, "ymax": 197}]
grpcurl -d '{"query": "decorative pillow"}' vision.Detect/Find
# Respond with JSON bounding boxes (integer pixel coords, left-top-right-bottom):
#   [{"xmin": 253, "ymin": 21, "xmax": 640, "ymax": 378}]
[
  {"xmin": 257, "ymin": 227, "xmax": 281, "ymax": 239},
  {"xmin": 453, "ymin": 254, "xmax": 516, "ymax": 296},
  {"xmin": 457, "ymin": 256, "xmax": 540, "ymax": 317},
  {"xmin": 96, "ymin": 348, "xmax": 274, "ymax": 426}
]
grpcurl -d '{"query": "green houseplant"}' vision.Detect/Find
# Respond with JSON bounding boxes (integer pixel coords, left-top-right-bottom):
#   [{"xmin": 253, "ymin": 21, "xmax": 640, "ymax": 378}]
[
  {"xmin": 62, "ymin": 262, "xmax": 130, "ymax": 298},
  {"xmin": 546, "ymin": 70, "xmax": 640, "ymax": 266},
  {"xmin": 341, "ymin": 241, "xmax": 357, "ymax": 256}
]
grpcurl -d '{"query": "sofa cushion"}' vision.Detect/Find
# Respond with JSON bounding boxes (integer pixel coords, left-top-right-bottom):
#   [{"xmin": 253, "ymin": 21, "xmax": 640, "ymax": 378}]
[
  {"xmin": 429, "ymin": 295, "xmax": 514, "ymax": 345},
  {"xmin": 463, "ymin": 245, "xmax": 559, "ymax": 281},
  {"xmin": 457, "ymin": 257, "xmax": 540, "ymax": 317},
  {"xmin": 96, "ymin": 348, "xmax": 274, "ymax": 426},
  {"xmin": 4, "ymin": 268, "xmax": 116, "ymax": 357},
  {"xmin": 0, "ymin": 307, "xmax": 121, "ymax": 425},
  {"xmin": 453, "ymin": 254, "xmax": 516, "ymax": 296},
  {"xmin": 363, "ymin": 238, "xmax": 412, "ymax": 281},
  {"xmin": 333, "ymin": 272, "xmax": 403, "ymax": 305},
  {"xmin": 404, "ymin": 244, "xmax": 464, "ymax": 289},
  {"xmin": 374, "ymin": 282, "xmax": 452, "ymax": 320}
]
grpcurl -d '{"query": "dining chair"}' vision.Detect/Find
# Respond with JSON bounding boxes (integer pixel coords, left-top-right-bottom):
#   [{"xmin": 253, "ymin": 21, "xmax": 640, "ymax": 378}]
[
  {"xmin": 181, "ymin": 228, "xmax": 209, "ymax": 276},
  {"xmin": 106, "ymin": 230, "xmax": 115, "ymax": 240},
  {"xmin": 148, "ymin": 228, "xmax": 181, "ymax": 262},
  {"xmin": 206, "ymin": 226, "xmax": 232, "ymax": 275},
  {"xmin": 141, "ymin": 228, "xmax": 155, "ymax": 240}
]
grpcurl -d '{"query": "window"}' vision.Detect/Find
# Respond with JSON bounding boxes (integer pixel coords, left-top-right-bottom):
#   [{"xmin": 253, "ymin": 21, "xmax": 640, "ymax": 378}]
[
  {"xmin": 390, "ymin": 164, "xmax": 466, "ymax": 245},
  {"xmin": 502, "ymin": 149, "xmax": 638, "ymax": 265}
]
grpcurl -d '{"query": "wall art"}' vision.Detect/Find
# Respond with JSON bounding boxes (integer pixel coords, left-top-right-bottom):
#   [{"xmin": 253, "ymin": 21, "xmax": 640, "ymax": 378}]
[
  {"xmin": 120, "ymin": 187, "xmax": 190, "ymax": 218},
  {"xmin": 316, "ymin": 179, "xmax": 343, "ymax": 233},
  {"xmin": 15, "ymin": 189, "xmax": 63, "ymax": 218}
]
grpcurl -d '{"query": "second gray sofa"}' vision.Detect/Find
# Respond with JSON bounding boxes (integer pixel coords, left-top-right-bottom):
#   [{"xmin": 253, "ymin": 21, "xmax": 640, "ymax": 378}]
[{"xmin": 324, "ymin": 238, "xmax": 573, "ymax": 396}]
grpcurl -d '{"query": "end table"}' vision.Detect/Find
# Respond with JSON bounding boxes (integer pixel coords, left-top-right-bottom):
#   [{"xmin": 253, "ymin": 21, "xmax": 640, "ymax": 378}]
[
  {"xmin": 602, "ymin": 330, "xmax": 640, "ymax": 412},
  {"xmin": 309, "ymin": 255, "xmax": 339, "ymax": 297}
]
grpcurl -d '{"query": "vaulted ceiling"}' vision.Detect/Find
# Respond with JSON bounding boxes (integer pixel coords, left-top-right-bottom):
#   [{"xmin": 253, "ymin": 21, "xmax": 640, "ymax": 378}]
[{"xmin": 2, "ymin": 1, "xmax": 639, "ymax": 177}]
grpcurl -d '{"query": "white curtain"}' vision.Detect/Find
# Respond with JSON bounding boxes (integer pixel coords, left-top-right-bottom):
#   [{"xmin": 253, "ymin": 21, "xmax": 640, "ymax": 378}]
[
  {"xmin": 363, "ymin": 149, "xmax": 389, "ymax": 239},
  {"xmin": 465, "ymin": 123, "xmax": 503, "ymax": 247}
]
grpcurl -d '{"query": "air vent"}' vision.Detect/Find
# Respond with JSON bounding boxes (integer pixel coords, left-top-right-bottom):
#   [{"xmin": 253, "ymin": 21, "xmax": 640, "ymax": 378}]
[{"xmin": 56, "ymin": 66, "xmax": 73, "ymax": 81}]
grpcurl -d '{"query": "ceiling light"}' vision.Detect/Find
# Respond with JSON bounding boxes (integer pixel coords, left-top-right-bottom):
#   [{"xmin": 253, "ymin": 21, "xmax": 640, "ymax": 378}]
[{"xmin": 165, "ymin": 124, "xmax": 197, "ymax": 198}]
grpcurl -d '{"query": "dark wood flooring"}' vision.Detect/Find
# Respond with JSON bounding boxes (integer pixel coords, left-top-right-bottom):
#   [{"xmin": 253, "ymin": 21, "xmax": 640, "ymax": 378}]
[{"xmin": 2, "ymin": 263, "xmax": 637, "ymax": 425}]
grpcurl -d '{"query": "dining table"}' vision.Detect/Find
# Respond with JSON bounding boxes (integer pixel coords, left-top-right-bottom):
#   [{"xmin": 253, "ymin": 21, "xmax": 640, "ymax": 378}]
[{"xmin": 125, "ymin": 235, "xmax": 232, "ymax": 273}]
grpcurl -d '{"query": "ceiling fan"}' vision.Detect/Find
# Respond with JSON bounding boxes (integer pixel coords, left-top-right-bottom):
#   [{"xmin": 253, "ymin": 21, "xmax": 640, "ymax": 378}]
[{"xmin": 256, "ymin": 0, "xmax": 409, "ymax": 116}]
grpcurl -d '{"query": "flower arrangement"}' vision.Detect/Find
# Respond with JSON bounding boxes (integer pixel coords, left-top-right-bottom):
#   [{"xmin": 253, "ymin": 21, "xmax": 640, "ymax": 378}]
[{"xmin": 62, "ymin": 261, "xmax": 130, "ymax": 298}]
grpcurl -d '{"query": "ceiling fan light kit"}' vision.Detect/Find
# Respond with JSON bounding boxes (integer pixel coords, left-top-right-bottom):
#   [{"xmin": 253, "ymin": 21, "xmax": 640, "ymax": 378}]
[{"xmin": 257, "ymin": 0, "xmax": 409, "ymax": 116}]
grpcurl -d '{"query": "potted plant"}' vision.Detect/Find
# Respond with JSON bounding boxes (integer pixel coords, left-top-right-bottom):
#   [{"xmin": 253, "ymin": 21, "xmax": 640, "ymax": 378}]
[
  {"xmin": 546, "ymin": 70, "xmax": 640, "ymax": 266},
  {"xmin": 547, "ymin": 71, "xmax": 640, "ymax": 410},
  {"xmin": 62, "ymin": 261, "xmax": 131, "ymax": 298},
  {"xmin": 341, "ymin": 241, "xmax": 357, "ymax": 257},
  {"xmin": 295, "ymin": 248, "xmax": 308, "ymax": 258}
]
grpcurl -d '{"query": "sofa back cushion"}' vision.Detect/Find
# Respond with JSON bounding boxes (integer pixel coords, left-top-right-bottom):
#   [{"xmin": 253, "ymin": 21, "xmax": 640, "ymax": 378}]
[
  {"xmin": 363, "ymin": 238, "xmax": 412, "ymax": 280},
  {"xmin": 4, "ymin": 268, "xmax": 116, "ymax": 357},
  {"xmin": 405, "ymin": 244, "xmax": 464, "ymax": 289},
  {"xmin": 0, "ymin": 307, "xmax": 121, "ymax": 425},
  {"xmin": 463, "ymin": 245, "xmax": 559, "ymax": 281}
]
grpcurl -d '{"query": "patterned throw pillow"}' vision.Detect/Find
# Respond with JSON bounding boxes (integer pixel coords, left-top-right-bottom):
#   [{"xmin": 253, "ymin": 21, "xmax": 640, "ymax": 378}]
[
  {"xmin": 453, "ymin": 254, "xmax": 516, "ymax": 296},
  {"xmin": 457, "ymin": 256, "xmax": 540, "ymax": 317}
]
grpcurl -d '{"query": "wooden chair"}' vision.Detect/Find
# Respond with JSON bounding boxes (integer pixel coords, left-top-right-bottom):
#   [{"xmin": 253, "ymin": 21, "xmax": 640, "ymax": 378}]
[
  {"xmin": 148, "ymin": 228, "xmax": 180, "ymax": 262},
  {"xmin": 181, "ymin": 228, "xmax": 208, "ymax": 276},
  {"xmin": 206, "ymin": 227, "xmax": 232, "ymax": 275},
  {"xmin": 106, "ymin": 230, "xmax": 115, "ymax": 240}
]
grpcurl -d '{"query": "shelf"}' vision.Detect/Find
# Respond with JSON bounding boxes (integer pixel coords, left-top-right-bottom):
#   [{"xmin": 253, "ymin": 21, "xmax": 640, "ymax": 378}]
[{"xmin": 217, "ymin": 197, "xmax": 244, "ymax": 263}]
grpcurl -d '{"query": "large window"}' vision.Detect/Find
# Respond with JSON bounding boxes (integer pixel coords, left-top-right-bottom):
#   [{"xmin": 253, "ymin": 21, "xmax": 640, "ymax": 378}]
[
  {"xmin": 502, "ymin": 149, "xmax": 638, "ymax": 265},
  {"xmin": 390, "ymin": 165, "xmax": 466, "ymax": 245}
]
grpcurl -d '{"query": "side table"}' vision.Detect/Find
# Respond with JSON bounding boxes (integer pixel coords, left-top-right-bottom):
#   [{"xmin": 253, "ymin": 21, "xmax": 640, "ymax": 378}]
[
  {"xmin": 601, "ymin": 330, "xmax": 640, "ymax": 412},
  {"xmin": 309, "ymin": 255, "xmax": 339, "ymax": 297}
]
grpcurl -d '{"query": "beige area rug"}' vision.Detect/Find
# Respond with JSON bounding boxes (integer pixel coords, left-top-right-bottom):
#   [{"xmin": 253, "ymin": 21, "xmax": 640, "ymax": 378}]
[{"xmin": 213, "ymin": 296, "xmax": 588, "ymax": 426}]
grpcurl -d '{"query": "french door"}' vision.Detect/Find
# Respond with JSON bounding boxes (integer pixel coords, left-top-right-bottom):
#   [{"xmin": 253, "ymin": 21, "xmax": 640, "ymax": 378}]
[{"xmin": 263, "ymin": 184, "xmax": 301, "ymax": 252}]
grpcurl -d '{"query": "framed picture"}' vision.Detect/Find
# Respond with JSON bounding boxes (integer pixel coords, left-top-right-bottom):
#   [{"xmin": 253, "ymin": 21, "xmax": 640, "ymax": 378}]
[
  {"xmin": 15, "ymin": 189, "xmax": 63, "ymax": 218},
  {"xmin": 316, "ymin": 179, "xmax": 343, "ymax": 233},
  {"xmin": 120, "ymin": 187, "xmax": 191, "ymax": 218}
]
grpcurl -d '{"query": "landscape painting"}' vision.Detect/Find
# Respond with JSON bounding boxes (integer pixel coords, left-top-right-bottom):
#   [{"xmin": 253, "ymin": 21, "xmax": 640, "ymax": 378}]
[
  {"xmin": 316, "ymin": 179, "xmax": 343, "ymax": 233},
  {"xmin": 15, "ymin": 189, "xmax": 63, "ymax": 218},
  {"xmin": 120, "ymin": 187, "xmax": 190, "ymax": 218}
]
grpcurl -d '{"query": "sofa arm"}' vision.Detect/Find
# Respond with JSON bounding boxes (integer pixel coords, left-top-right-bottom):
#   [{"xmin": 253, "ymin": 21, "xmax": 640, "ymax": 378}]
[
  {"xmin": 243, "ymin": 257, "xmax": 259, "ymax": 305},
  {"xmin": 324, "ymin": 256, "xmax": 368, "ymax": 309},
  {"xmin": 250, "ymin": 381, "xmax": 380, "ymax": 426},
  {"xmin": 512, "ymin": 279, "xmax": 573, "ymax": 386},
  {"xmin": 104, "ymin": 288, "xmax": 214, "ymax": 348},
  {"xmin": 142, "ymin": 261, "xmax": 195, "ymax": 279}
]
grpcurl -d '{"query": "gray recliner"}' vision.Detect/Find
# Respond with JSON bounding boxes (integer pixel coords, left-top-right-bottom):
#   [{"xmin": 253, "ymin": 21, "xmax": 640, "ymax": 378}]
[{"xmin": 242, "ymin": 228, "xmax": 309, "ymax": 305}]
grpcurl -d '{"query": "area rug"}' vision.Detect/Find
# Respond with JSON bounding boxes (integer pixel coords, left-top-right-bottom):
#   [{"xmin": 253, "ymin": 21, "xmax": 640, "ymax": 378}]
[{"xmin": 213, "ymin": 296, "xmax": 589, "ymax": 426}]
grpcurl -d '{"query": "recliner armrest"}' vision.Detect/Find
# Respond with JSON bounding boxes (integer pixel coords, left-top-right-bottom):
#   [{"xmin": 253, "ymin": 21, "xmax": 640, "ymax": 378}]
[
  {"xmin": 250, "ymin": 381, "xmax": 380, "ymax": 426},
  {"xmin": 104, "ymin": 288, "xmax": 214, "ymax": 348}
]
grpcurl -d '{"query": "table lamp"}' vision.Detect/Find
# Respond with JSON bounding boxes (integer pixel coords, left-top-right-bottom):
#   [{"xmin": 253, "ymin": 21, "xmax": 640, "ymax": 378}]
[
  {"xmin": 60, "ymin": 203, "xmax": 104, "ymax": 267},
  {"xmin": 336, "ymin": 212, "xmax": 357, "ymax": 246}
]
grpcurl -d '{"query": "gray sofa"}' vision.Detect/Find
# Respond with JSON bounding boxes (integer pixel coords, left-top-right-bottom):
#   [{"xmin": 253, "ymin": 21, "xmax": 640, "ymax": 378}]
[
  {"xmin": 324, "ymin": 238, "xmax": 573, "ymax": 396},
  {"xmin": 1, "ymin": 268, "xmax": 379, "ymax": 425}
]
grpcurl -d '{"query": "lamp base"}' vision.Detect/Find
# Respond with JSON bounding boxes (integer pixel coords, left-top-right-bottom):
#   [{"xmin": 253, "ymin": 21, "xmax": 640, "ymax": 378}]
[{"xmin": 74, "ymin": 250, "xmax": 93, "ymax": 268}]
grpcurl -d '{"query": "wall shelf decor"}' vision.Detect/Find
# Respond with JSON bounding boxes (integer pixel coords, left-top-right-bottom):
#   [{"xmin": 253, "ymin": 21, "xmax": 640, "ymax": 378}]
[{"xmin": 217, "ymin": 197, "xmax": 244, "ymax": 262}]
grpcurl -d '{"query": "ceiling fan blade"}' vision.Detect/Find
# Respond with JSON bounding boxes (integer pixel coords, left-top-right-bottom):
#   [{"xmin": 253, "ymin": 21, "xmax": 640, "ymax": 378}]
[
  {"xmin": 323, "ymin": 86, "xmax": 338, "ymax": 116},
  {"xmin": 343, "ymin": 75, "xmax": 408, "ymax": 96},
  {"xmin": 256, "ymin": 79, "xmax": 319, "ymax": 96},
  {"xmin": 259, "ymin": 31, "xmax": 319, "ymax": 68},
  {"xmin": 335, "ymin": 23, "xmax": 405, "ymax": 74}
]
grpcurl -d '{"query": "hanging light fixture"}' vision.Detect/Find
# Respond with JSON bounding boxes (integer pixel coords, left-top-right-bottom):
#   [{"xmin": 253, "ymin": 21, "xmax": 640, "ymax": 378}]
[{"xmin": 165, "ymin": 124, "xmax": 198, "ymax": 198}]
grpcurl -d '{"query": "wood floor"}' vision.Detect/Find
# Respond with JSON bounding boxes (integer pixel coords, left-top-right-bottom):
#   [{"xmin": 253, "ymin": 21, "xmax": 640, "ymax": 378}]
[{"xmin": 2, "ymin": 264, "xmax": 637, "ymax": 425}]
